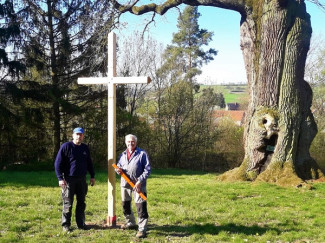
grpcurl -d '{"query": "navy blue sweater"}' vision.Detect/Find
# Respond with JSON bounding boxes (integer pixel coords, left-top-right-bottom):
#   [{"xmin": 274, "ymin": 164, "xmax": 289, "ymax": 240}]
[{"xmin": 54, "ymin": 141, "xmax": 95, "ymax": 181}]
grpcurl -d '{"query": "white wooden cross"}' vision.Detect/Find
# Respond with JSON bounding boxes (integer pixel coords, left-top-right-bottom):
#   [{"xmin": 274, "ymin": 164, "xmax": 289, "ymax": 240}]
[{"xmin": 78, "ymin": 32, "xmax": 151, "ymax": 226}]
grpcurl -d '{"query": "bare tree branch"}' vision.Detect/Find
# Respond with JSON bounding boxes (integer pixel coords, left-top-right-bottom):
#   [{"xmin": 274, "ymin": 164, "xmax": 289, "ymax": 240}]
[
  {"xmin": 142, "ymin": 12, "xmax": 156, "ymax": 37},
  {"xmin": 112, "ymin": 0, "xmax": 246, "ymax": 16},
  {"xmin": 307, "ymin": 0, "xmax": 325, "ymax": 13}
]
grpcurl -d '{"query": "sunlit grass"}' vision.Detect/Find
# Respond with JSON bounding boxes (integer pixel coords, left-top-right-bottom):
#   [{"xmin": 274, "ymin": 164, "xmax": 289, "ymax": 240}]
[
  {"xmin": 200, "ymin": 85, "xmax": 248, "ymax": 104},
  {"xmin": 1, "ymin": 169, "xmax": 325, "ymax": 242}
]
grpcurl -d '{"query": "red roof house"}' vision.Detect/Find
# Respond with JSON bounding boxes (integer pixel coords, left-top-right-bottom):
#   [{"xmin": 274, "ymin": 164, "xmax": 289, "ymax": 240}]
[{"xmin": 213, "ymin": 110, "xmax": 246, "ymax": 126}]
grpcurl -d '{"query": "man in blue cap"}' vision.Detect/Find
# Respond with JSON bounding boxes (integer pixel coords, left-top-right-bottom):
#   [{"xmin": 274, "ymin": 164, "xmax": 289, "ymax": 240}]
[{"xmin": 54, "ymin": 127, "xmax": 95, "ymax": 232}]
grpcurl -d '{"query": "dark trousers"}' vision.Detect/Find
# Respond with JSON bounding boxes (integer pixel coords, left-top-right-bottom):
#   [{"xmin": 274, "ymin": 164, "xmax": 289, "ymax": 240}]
[
  {"xmin": 61, "ymin": 176, "xmax": 88, "ymax": 228},
  {"xmin": 121, "ymin": 186, "xmax": 148, "ymax": 232}
]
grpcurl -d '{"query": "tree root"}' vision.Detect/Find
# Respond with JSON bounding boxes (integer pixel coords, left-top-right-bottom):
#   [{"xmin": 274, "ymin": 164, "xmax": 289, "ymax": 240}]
[{"xmin": 217, "ymin": 160, "xmax": 325, "ymax": 189}]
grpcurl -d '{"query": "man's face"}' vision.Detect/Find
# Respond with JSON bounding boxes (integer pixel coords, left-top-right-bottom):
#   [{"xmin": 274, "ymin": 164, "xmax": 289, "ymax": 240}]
[
  {"xmin": 73, "ymin": 133, "xmax": 84, "ymax": 145},
  {"xmin": 125, "ymin": 136, "xmax": 137, "ymax": 152}
]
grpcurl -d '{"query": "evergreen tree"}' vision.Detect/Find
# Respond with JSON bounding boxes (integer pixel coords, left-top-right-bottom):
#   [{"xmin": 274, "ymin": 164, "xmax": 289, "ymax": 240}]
[
  {"xmin": 26, "ymin": 0, "xmax": 114, "ymax": 159},
  {"xmin": 0, "ymin": 0, "xmax": 25, "ymax": 167},
  {"xmin": 162, "ymin": 6, "xmax": 217, "ymax": 85},
  {"xmin": 1, "ymin": 0, "xmax": 114, "ymax": 164},
  {"xmin": 216, "ymin": 92, "xmax": 226, "ymax": 108}
]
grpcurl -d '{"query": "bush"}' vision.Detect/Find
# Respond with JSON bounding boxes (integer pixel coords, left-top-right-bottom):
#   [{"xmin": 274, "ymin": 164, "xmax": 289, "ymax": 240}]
[
  {"xmin": 213, "ymin": 118, "xmax": 245, "ymax": 170},
  {"xmin": 164, "ymin": 119, "xmax": 245, "ymax": 172},
  {"xmin": 310, "ymin": 130, "xmax": 325, "ymax": 170}
]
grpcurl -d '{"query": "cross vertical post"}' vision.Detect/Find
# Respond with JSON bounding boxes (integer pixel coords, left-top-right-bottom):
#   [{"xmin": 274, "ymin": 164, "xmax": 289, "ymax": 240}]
[
  {"xmin": 107, "ymin": 32, "xmax": 117, "ymax": 226},
  {"xmin": 77, "ymin": 32, "xmax": 151, "ymax": 227}
]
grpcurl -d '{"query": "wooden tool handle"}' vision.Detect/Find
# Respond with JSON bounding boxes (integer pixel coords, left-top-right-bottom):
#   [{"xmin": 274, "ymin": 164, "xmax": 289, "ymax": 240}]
[{"xmin": 112, "ymin": 164, "xmax": 147, "ymax": 200}]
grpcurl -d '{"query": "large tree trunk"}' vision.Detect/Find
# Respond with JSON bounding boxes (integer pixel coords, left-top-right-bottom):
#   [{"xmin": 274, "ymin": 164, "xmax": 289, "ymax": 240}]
[
  {"xmin": 218, "ymin": 0, "xmax": 324, "ymax": 186},
  {"xmin": 114, "ymin": 0, "xmax": 324, "ymax": 186}
]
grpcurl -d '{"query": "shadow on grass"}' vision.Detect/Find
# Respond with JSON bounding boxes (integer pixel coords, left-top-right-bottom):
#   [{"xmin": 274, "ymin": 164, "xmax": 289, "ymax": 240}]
[
  {"xmin": 152, "ymin": 168, "xmax": 209, "ymax": 175},
  {"xmin": 0, "ymin": 170, "xmax": 114, "ymax": 187},
  {"xmin": 79, "ymin": 221, "xmax": 278, "ymax": 238},
  {"xmin": 150, "ymin": 223, "xmax": 280, "ymax": 237},
  {"xmin": 0, "ymin": 171, "xmax": 59, "ymax": 187},
  {"xmin": 0, "ymin": 169, "xmax": 212, "ymax": 187}
]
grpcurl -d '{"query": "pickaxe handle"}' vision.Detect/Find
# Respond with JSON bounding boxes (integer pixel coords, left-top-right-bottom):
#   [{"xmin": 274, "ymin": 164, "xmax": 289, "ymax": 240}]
[{"xmin": 112, "ymin": 163, "xmax": 147, "ymax": 200}]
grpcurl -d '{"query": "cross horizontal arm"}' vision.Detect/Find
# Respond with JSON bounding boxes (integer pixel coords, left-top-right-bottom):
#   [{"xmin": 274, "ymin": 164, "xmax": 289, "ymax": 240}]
[
  {"xmin": 113, "ymin": 76, "xmax": 151, "ymax": 84},
  {"xmin": 78, "ymin": 76, "xmax": 151, "ymax": 85},
  {"xmin": 78, "ymin": 77, "xmax": 108, "ymax": 85}
]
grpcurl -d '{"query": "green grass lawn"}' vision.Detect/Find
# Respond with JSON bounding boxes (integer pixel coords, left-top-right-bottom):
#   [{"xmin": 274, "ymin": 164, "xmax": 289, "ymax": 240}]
[{"xmin": 1, "ymin": 169, "xmax": 325, "ymax": 242}]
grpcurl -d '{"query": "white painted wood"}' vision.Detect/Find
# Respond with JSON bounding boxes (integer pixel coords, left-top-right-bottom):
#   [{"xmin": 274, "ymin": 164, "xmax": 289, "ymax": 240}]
[{"xmin": 78, "ymin": 76, "xmax": 151, "ymax": 85}]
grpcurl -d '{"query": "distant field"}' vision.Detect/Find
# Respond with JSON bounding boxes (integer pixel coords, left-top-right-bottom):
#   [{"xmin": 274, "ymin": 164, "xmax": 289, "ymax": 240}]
[{"xmin": 200, "ymin": 85, "xmax": 249, "ymax": 104}]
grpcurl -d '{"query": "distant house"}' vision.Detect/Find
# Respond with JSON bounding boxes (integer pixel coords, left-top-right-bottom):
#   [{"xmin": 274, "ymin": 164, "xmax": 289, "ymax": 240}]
[
  {"xmin": 213, "ymin": 110, "xmax": 246, "ymax": 126},
  {"xmin": 226, "ymin": 102, "xmax": 240, "ymax": 111}
]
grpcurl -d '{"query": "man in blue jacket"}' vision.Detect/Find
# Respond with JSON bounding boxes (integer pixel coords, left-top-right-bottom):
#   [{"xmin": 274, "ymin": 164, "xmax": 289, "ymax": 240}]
[
  {"xmin": 115, "ymin": 134, "xmax": 151, "ymax": 238},
  {"xmin": 54, "ymin": 127, "xmax": 95, "ymax": 232}
]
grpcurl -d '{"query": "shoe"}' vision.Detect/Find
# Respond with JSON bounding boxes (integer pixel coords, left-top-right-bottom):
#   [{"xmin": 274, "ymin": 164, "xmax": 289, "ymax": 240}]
[
  {"xmin": 62, "ymin": 226, "xmax": 70, "ymax": 232},
  {"xmin": 136, "ymin": 231, "xmax": 146, "ymax": 238},
  {"xmin": 121, "ymin": 224, "xmax": 137, "ymax": 230},
  {"xmin": 78, "ymin": 224, "xmax": 90, "ymax": 230}
]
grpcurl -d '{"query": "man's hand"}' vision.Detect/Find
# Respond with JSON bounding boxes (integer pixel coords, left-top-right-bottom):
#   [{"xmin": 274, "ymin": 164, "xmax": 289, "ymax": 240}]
[
  {"xmin": 59, "ymin": 180, "xmax": 66, "ymax": 188},
  {"xmin": 89, "ymin": 178, "xmax": 95, "ymax": 186},
  {"xmin": 115, "ymin": 167, "xmax": 123, "ymax": 175},
  {"xmin": 134, "ymin": 181, "xmax": 141, "ymax": 192}
]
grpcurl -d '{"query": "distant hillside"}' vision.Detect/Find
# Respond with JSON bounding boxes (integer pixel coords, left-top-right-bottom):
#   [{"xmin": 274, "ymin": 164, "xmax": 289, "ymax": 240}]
[{"xmin": 200, "ymin": 84, "xmax": 249, "ymax": 105}]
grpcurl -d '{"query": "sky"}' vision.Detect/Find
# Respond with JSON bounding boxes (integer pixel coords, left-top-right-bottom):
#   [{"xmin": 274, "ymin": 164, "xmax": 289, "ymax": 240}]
[{"xmin": 117, "ymin": 2, "xmax": 325, "ymax": 85}]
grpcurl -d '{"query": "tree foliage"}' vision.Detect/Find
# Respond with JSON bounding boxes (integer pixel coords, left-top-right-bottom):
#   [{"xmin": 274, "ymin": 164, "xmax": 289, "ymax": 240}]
[
  {"xmin": 159, "ymin": 6, "xmax": 217, "ymax": 85},
  {"xmin": 0, "ymin": 0, "xmax": 25, "ymax": 167},
  {"xmin": 0, "ymin": 0, "xmax": 114, "ymax": 166},
  {"xmin": 148, "ymin": 6, "xmax": 220, "ymax": 168}
]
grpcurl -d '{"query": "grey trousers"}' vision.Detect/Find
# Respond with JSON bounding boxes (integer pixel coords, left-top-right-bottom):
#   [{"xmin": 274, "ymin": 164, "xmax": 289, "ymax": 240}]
[
  {"xmin": 121, "ymin": 186, "xmax": 148, "ymax": 232},
  {"xmin": 61, "ymin": 176, "xmax": 88, "ymax": 228}
]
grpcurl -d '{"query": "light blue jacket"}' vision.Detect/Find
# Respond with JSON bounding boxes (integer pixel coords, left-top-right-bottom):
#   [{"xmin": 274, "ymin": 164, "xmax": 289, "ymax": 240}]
[{"xmin": 116, "ymin": 147, "xmax": 151, "ymax": 188}]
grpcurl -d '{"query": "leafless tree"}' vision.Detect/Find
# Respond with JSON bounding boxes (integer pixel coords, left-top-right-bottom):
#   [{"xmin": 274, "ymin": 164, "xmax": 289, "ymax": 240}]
[{"xmin": 117, "ymin": 31, "xmax": 164, "ymax": 116}]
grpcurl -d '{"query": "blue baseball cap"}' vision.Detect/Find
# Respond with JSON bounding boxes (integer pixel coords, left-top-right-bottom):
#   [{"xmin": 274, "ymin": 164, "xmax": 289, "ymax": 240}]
[{"xmin": 73, "ymin": 127, "xmax": 84, "ymax": 134}]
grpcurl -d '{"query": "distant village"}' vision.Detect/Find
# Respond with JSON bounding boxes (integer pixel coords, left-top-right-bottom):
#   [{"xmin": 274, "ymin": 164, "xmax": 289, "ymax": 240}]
[
  {"xmin": 208, "ymin": 84, "xmax": 247, "ymax": 126},
  {"xmin": 213, "ymin": 102, "xmax": 245, "ymax": 126}
]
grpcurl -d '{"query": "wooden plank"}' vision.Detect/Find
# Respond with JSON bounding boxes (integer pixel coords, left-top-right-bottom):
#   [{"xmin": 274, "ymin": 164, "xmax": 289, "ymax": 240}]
[
  {"xmin": 107, "ymin": 82, "xmax": 116, "ymax": 226},
  {"xmin": 107, "ymin": 32, "xmax": 117, "ymax": 227},
  {"xmin": 77, "ymin": 77, "xmax": 108, "ymax": 84},
  {"xmin": 77, "ymin": 76, "xmax": 151, "ymax": 85}
]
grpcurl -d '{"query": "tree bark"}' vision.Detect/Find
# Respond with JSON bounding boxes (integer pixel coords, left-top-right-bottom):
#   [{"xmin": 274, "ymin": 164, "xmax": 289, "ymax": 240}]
[
  {"xmin": 115, "ymin": 0, "xmax": 325, "ymax": 186},
  {"xmin": 219, "ymin": 0, "xmax": 324, "ymax": 186}
]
